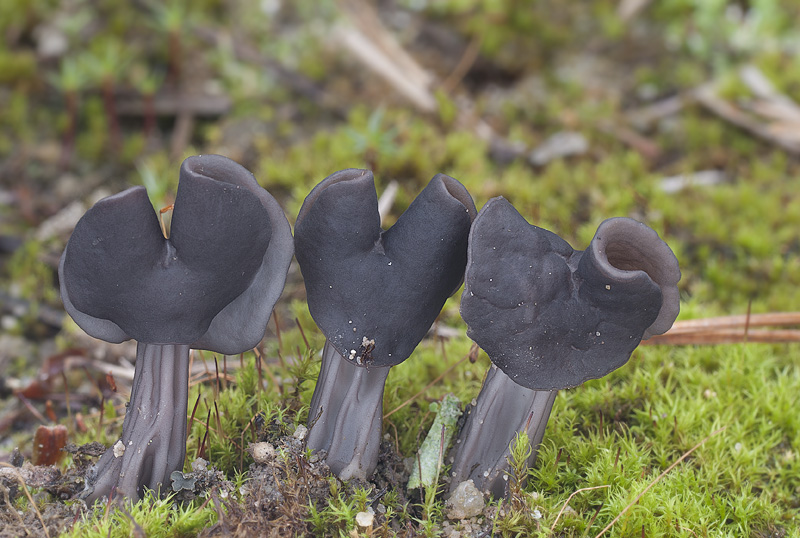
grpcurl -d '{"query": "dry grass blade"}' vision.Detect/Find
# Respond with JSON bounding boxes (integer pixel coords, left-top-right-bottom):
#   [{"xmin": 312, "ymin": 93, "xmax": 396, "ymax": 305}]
[
  {"xmin": 0, "ymin": 462, "xmax": 51, "ymax": 538},
  {"xmin": 593, "ymin": 426, "xmax": 726, "ymax": 538},
  {"xmin": 695, "ymin": 85, "xmax": 800, "ymax": 155},
  {"xmin": 439, "ymin": 36, "xmax": 482, "ymax": 94},
  {"xmin": 377, "ymin": 180, "xmax": 399, "ymax": 226},
  {"xmin": 337, "ymin": 0, "xmax": 432, "ymax": 89},
  {"xmin": 625, "ymin": 92, "xmax": 690, "ymax": 128},
  {"xmin": 596, "ymin": 121, "xmax": 661, "ymax": 160},
  {"xmin": 739, "ymin": 65, "xmax": 800, "ymax": 122},
  {"xmin": 15, "ymin": 393, "xmax": 49, "ymax": 426},
  {"xmin": 383, "ymin": 354, "xmax": 469, "ymax": 420},
  {"xmin": 334, "ymin": 0, "xmax": 436, "ymax": 112},
  {"xmin": 551, "ymin": 484, "xmax": 610, "ymax": 530}
]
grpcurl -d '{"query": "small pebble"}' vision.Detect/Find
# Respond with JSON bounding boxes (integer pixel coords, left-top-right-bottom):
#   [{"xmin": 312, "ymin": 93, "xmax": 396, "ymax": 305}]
[
  {"xmin": 250, "ymin": 442, "xmax": 276, "ymax": 464},
  {"xmin": 446, "ymin": 479, "xmax": 485, "ymax": 519}
]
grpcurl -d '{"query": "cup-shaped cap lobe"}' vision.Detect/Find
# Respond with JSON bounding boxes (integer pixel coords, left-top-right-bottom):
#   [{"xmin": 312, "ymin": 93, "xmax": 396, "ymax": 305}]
[
  {"xmin": 60, "ymin": 155, "xmax": 292, "ymax": 352},
  {"xmin": 186, "ymin": 156, "xmax": 294, "ymax": 354},
  {"xmin": 460, "ymin": 197, "xmax": 680, "ymax": 390},
  {"xmin": 295, "ymin": 170, "xmax": 476, "ymax": 367}
]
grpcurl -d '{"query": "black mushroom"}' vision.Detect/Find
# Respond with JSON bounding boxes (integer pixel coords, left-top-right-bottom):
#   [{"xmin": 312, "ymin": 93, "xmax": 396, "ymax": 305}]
[
  {"xmin": 449, "ymin": 197, "xmax": 681, "ymax": 498},
  {"xmin": 294, "ymin": 169, "xmax": 476, "ymax": 480},
  {"xmin": 60, "ymin": 155, "xmax": 293, "ymax": 502}
]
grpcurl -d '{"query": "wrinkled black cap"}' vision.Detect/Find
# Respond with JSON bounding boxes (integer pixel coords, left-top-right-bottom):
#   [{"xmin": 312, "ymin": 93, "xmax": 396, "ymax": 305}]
[
  {"xmin": 295, "ymin": 169, "xmax": 476, "ymax": 367},
  {"xmin": 60, "ymin": 155, "xmax": 294, "ymax": 353},
  {"xmin": 460, "ymin": 197, "xmax": 681, "ymax": 390}
]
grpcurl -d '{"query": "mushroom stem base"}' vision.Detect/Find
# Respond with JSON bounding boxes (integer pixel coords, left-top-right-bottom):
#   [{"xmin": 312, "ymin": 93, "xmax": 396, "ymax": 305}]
[
  {"xmin": 83, "ymin": 343, "xmax": 191, "ymax": 502},
  {"xmin": 449, "ymin": 365, "xmax": 556, "ymax": 499},
  {"xmin": 306, "ymin": 340, "xmax": 390, "ymax": 480}
]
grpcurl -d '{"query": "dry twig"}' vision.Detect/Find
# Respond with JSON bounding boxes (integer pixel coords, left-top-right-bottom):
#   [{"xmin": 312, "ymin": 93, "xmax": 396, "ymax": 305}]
[{"xmin": 644, "ymin": 312, "xmax": 800, "ymax": 345}]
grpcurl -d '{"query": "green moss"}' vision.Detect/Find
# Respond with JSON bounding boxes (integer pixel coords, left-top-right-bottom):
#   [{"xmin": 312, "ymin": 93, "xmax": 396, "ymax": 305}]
[
  {"xmin": 63, "ymin": 491, "xmax": 218, "ymax": 538},
  {"xmin": 75, "ymin": 97, "xmax": 111, "ymax": 163},
  {"xmin": 4, "ymin": 240, "xmax": 60, "ymax": 308},
  {"xmin": 0, "ymin": 49, "xmax": 37, "ymax": 85},
  {"xmin": 184, "ymin": 352, "xmax": 295, "ymax": 476},
  {"xmin": 3, "ymin": 0, "xmax": 800, "ymax": 535}
]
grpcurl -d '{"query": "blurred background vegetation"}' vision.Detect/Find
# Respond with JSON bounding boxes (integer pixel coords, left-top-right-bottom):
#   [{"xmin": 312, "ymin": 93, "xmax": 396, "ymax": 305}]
[{"xmin": 0, "ymin": 0, "xmax": 799, "ymax": 536}]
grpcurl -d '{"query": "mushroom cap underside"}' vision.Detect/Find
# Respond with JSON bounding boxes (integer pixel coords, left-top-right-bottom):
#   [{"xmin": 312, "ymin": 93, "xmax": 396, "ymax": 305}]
[
  {"xmin": 295, "ymin": 169, "xmax": 476, "ymax": 367},
  {"xmin": 460, "ymin": 197, "xmax": 681, "ymax": 390},
  {"xmin": 60, "ymin": 155, "xmax": 293, "ymax": 353}
]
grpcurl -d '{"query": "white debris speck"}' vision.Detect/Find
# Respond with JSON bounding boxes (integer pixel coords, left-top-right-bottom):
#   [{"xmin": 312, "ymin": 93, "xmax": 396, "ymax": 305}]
[
  {"xmin": 355, "ymin": 508, "xmax": 374, "ymax": 528},
  {"xmin": 605, "ymin": 284, "xmax": 611, "ymax": 290},
  {"xmin": 532, "ymin": 508, "xmax": 542, "ymax": 519},
  {"xmin": 596, "ymin": 331, "xmax": 601, "ymax": 336},
  {"xmin": 734, "ymin": 442, "xmax": 743, "ymax": 452},
  {"xmin": 349, "ymin": 350, "xmax": 357, "ymax": 360},
  {"xmin": 113, "ymin": 440, "xmax": 125, "ymax": 458}
]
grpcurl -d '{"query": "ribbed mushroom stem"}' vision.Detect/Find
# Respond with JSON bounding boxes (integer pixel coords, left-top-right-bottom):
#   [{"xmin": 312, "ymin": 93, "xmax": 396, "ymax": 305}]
[
  {"xmin": 83, "ymin": 343, "xmax": 190, "ymax": 502},
  {"xmin": 306, "ymin": 340, "xmax": 390, "ymax": 480},
  {"xmin": 449, "ymin": 365, "xmax": 556, "ymax": 499}
]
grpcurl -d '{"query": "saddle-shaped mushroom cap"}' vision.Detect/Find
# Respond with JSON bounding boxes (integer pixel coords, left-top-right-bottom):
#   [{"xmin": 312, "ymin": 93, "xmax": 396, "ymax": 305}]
[
  {"xmin": 61, "ymin": 154, "xmax": 294, "ymax": 354},
  {"xmin": 297, "ymin": 169, "xmax": 476, "ymax": 480},
  {"xmin": 59, "ymin": 154, "xmax": 294, "ymax": 502},
  {"xmin": 450, "ymin": 197, "xmax": 681, "ymax": 498},
  {"xmin": 295, "ymin": 169, "xmax": 476, "ymax": 368},
  {"xmin": 460, "ymin": 197, "xmax": 681, "ymax": 390}
]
